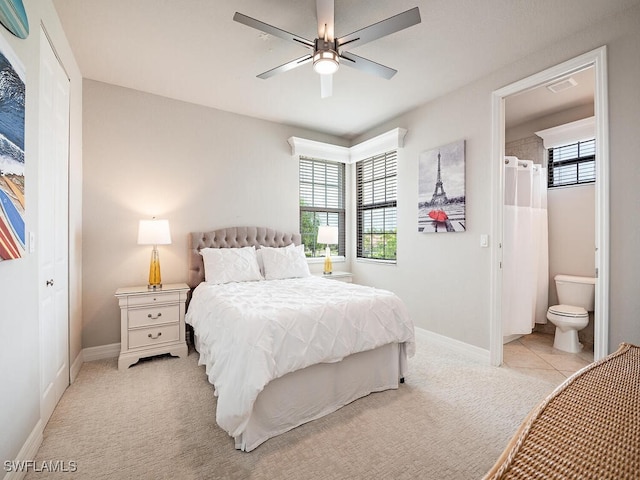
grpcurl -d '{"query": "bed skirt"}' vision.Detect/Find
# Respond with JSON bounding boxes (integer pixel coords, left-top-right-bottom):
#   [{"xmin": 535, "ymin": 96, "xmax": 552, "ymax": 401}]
[
  {"xmin": 194, "ymin": 333, "xmax": 407, "ymax": 452},
  {"xmin": 236, "ymin": 342, "xmax": 406, "ymax": 451}
]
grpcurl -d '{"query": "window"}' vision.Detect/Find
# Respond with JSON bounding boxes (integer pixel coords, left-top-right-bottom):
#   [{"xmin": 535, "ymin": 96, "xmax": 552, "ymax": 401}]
[
  {"xmin": 356, "ymin": 151, "xmax": 397, "ymax": 261},
  {"xmin": 548, "ymin": 139, "xmax": 595, "ymax": 188},
  {"xmin": 299, "ymin": 157, "xmax": 345, "ymax": 257}
]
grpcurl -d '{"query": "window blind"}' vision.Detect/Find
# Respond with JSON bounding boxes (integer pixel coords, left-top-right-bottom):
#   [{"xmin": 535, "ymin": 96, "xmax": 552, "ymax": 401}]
[
  {"xmin": 548, "ymin": 139, "xmax": 596, "ymax": 188},
  {"xmin": 356, "ymin": 151, "xmax": 397, "ymax": 261},
  {"xmin": 299, "ymin": 157, "xmax": 345, "ymax": 257}
]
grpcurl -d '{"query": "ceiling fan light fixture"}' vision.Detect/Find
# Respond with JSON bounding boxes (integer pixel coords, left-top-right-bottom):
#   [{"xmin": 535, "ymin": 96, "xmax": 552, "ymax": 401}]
[{"xmin": 313, "ymin": 49, "xmax": 339, "ymax": 75}]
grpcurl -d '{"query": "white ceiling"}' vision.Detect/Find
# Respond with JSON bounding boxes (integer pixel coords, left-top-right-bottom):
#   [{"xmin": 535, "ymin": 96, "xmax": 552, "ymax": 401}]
[
  {"xmin": 505, "ymin": 67, "xmax": 595, "ymax": 128},
  {"xmin": 53, "ymin": 0, "xmax": 639, "ymax": 140}
]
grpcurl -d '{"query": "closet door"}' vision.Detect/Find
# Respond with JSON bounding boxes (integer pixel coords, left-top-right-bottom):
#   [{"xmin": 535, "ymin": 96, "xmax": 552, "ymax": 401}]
[{"xmin": 38, "ymin": 28, "xmax": 70, "ymax": 426}]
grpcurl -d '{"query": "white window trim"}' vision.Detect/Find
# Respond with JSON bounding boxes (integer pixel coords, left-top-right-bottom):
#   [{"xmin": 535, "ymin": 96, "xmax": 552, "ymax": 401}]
[
  {"xmin": 535, "ymin": 116, "xmax": 595, "ymax": 149},
  {"xmin": 307, "ymin": 255, "xmax": 346, "ymax": 265},
  {"xmin": 288, "ymin": 127, "xmax": 407, "ymax": 163},
  {"xmin": 536, "ymin": 116, "xmax": 596, "ymax": 188}
]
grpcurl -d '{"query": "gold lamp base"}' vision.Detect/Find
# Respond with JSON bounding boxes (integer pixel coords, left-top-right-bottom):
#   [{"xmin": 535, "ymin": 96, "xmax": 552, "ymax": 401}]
[
  {"xmin": 323, "ymin": 247, "xmax": 333, "ymax": 275},
  {"xmin": 148, "ymin": 246, "xmax": 162, "ymax": 289}
]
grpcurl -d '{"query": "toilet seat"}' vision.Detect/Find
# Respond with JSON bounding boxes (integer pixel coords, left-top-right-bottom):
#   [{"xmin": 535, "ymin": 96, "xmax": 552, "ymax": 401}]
[
  {"xmin": 547, "ymin": 304, "xmax": 589, "ymax": 353},
  {"xmin": 547, "ymin": 304, "xmax": 588, "ymax": 318}
]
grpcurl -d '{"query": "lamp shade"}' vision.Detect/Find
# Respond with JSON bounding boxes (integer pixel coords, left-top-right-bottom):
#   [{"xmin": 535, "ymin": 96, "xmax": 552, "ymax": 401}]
[
  {"xmin": 317, "ymin": 225, "xmax": 338, "ymax": 245},
  {"xmin": 137, "ymin": 219, "xmax": 172, "ymax": 245}
]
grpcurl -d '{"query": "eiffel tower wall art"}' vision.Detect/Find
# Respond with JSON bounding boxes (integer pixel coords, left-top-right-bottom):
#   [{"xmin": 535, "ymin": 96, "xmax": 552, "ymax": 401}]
[{"xmin": 418, "ymin": 140, "xmax": 465, "ymax": 233}]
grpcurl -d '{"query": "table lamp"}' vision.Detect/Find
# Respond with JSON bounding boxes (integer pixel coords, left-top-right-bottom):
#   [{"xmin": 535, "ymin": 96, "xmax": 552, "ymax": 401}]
[
  {"xmin": 137, "ymin": 218, "xmax": 172, "ymax": 289},
  {"xmin": 317, "ymin": 225, "xmax": 338, "ymax": 275}
]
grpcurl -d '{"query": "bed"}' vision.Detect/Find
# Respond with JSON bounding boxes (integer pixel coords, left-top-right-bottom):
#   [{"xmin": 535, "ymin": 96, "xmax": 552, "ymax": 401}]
[
  {"xmin": 483, "ymin": 342, "xmax": 640, "ymax": 479},
  {"xmin": 185, "ymin": 226, "xmax": 415, "ymax": 451}
]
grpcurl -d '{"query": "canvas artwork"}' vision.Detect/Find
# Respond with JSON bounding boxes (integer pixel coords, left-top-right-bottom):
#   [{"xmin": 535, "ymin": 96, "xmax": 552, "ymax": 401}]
[
  {"xmin": 418, "ymin": 140, "xmax": 465, "ymax": 233},
  {"xmin": 0, "ymin": 32, "xmax": 25, "ymax": 260},
  {"xmin": 0, "ymin": 0, "xmax": 29, "ymax": 39}
]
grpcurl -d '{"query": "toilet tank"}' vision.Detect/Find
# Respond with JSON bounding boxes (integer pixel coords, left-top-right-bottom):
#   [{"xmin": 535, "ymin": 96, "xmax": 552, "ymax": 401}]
[{"xmin": 554, "ymin": 274, "xmax": 596, "ymax": 311}]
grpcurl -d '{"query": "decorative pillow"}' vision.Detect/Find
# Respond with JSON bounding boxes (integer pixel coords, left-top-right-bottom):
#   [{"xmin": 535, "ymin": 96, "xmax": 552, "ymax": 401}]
[
  {"xmin": 200, "ymin": 246, "xmax": 263, "ymax": 285},
  {"xmin": 255, "ymin": 243, "xmax": 293, "ymax": 276},
  {"xmin": 261, "ymin": 244, "xmax": 311, "ymax": 280}
]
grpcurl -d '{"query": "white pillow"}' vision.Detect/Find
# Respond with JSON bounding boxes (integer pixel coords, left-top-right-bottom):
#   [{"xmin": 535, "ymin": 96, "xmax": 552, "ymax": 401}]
[
  {"xmin": 255, "ymin": 243, "xmax": 293, "ymax": 276},
  {"xmin": 261, "ymin": 244, "xmax": 311, "ymax": 280},
  {"xmin": 200, "ymin": 246, "xmax": 263, "ymax": 285}
]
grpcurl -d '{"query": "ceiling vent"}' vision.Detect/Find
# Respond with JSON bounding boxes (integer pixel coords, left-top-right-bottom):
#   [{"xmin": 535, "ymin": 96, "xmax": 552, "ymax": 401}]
[{"xmin": 546, "ymin": 77, "xmax": 578, "ymax": 93}]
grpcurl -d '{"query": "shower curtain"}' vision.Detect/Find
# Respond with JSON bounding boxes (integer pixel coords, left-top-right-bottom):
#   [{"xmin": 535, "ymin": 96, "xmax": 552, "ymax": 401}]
[{"xmin": 503, "ymin": 157, "xmax": 549, "ymax": 337}]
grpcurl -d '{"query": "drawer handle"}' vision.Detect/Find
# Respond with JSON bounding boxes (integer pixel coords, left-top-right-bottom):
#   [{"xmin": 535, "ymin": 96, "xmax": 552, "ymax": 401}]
[
  {"xmin": 148, "ymin": 332, "xmax": 162, "ymax": 340},
  {"xmin": 147, "ymin": 312, "xmax": 162, "ymax": 319}
]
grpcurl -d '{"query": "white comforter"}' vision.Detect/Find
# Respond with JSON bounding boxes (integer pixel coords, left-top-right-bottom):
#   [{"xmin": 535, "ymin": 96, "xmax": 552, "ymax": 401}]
[{"xmin": 186, "ymin": 276, "xmax": 414, "ymax": 438}]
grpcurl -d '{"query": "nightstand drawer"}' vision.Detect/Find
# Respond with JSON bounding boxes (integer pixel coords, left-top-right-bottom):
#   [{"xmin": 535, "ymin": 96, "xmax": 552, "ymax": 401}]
[
  {"xmin": 128, "ymin": 304, "xmax": 180, "ymax": 328},
  {"xmin": 128, "ymin": 324, "xmax": 180, "ymax": 349},
  {"xmin": 126, "ymin": 292, "xmax": 182, "ymax": 307}
]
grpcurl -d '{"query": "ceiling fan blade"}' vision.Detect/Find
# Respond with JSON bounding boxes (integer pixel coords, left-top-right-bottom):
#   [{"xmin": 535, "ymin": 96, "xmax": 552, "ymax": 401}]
[
  {"xmin": 257, "ymin": 54, "xmax": 313, "ymax": 79},
  {"xmin": 336, "ymin": 7, "xmax": 421, "ymax": 51},
  {"xmin": 339, "ymin": 51, "xmax": 397, "ymax": 79},
  {"xmin": 320, "ymin": 74, "xmax": 333, "ymax": 98},
  {"xmin": 316, "ymin": 0, "xmax": 334, "ymax": 40},
  {"xmin": 233, "ymin": 12, "xmax": 314, "ymax": 49}
]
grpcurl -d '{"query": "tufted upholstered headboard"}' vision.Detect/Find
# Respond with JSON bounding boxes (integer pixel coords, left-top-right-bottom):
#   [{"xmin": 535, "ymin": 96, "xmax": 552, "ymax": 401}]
[{"xmin": 188, "ymin": 226, "xmax": 302, "ymax": 288}]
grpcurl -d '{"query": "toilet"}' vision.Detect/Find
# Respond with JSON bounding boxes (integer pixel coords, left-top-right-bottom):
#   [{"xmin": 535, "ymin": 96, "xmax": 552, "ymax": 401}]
[{"xmin": 546, "ymin": 274, "xmax": 595, "ymax": 353}]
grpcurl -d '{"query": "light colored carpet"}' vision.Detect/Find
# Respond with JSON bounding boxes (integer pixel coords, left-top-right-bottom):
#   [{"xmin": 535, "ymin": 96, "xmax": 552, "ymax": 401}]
[{"xmin": 27, "ymin": 334, "xmax": 563, "ymax": 480}]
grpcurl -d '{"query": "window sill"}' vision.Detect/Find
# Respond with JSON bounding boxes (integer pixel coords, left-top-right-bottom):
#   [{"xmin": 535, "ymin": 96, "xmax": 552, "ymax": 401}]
[
  {"xmin": 356, "ymin": 258, "xmax": 396, "ymax": 265},
  {"xmin": 307, "ymin": 256, "xmax": 346, "ymax": 264}
]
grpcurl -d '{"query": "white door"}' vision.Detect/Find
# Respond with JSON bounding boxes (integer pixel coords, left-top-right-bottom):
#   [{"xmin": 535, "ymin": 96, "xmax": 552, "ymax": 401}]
[{"xmin": 38, "ymin": 28, "xmax": 70, "ymax": 425}]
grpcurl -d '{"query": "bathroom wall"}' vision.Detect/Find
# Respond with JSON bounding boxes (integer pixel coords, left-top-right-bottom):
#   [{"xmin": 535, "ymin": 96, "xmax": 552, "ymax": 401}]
[
  {"xmin": 546, "ymin": 184, "xmax": 596, "ymax": 348},
  {"xmin": 506, "ymin": 112, "xmax": 595, "ymax": 348},
  {"xmin": 505, "ymin": 135, "xmax": 544, "ymax": 165}
]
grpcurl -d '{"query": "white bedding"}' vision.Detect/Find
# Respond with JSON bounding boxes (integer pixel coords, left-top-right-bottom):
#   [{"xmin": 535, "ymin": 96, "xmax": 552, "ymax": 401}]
[{"xmin": 185, "ymin": 276, "xmax": 415, "ymax": 440}]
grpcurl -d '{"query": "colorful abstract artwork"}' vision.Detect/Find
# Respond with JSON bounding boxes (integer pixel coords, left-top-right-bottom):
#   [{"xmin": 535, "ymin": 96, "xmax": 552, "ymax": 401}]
[
  {"xmin": 0, "ymin": 32, "xmax": 25, "ymax": 260},
  {"xmin": 0, "ymin": 0, "xmax": 29, "ymax": 39},
  {"xmin": 418, "ymin": 140, "xmax": 466, "ymax": 233}
]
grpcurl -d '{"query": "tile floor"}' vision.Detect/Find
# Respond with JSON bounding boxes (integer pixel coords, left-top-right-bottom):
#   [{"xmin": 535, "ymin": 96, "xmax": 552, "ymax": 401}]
[{"xmin": 503, "ymin": 331, "xmax": 594, "ymax": 383}]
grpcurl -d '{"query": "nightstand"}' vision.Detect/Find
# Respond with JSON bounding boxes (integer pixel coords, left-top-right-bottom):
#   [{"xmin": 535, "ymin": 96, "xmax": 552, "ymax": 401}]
[
  {"xmin": 315, "ymin": 271, "xmax": 353, "ymax": 283},
  {"xmin": 115, "ymin": 283, "xmax": 190, "ymax": 370}
]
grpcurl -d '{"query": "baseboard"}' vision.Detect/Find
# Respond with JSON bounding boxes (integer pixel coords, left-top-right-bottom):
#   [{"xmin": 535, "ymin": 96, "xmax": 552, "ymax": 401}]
[
  {"xmin": 415, "ymin": 327, "xmax": 490, "ymax": 363},
  {"xmin": 2, "ymin": 420, "xmax": 43, "ymax": 480},
  {"xmin": 82, "ymin": 343, "xmax": 120, "ymax": 362},
  {"xmin": 69, "ymin": 350, "xmax": 83, "ymax": 383}
]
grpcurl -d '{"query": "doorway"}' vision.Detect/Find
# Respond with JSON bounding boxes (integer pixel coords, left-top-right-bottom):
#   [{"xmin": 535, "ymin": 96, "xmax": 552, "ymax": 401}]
[{"xmin": 489, "ymin": 47, "xmax": 610, "ymax": 367}]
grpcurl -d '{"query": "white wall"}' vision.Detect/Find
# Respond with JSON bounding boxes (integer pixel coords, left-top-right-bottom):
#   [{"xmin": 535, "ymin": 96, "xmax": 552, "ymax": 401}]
[
  {"xmin": 0, "ymin": 0, "xmax": 82, "ymax": 468},
  {"xmin": 81, "ymin": 80, "xmax": 347, "ymax": 348},
  {"xmin": 350, "ymin": 81, "xmax": 493, "ymax": 347},
  {"xmin": 547, "ymin": 185, "xmax": 596, "ymax": 304},
  {"xmin": 351, "ymin": 3, "xmax": 640, "ymax": 352}
]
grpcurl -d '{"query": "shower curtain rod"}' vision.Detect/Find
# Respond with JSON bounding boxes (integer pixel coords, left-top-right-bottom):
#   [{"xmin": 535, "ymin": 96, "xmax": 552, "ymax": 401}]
[
  {"xmin": 504, "ymin": 158, "xmax": 529, "ymax": 167},
  {"xmin": 504, "ymin": 158, "xmax": 541, "ymax": 170}
]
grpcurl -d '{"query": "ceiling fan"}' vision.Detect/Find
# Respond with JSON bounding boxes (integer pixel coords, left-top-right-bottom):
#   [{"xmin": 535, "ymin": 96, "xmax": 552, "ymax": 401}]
[{"xmin": 233, "ymin": 1, "xmax": 421, "ymax": 98}]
